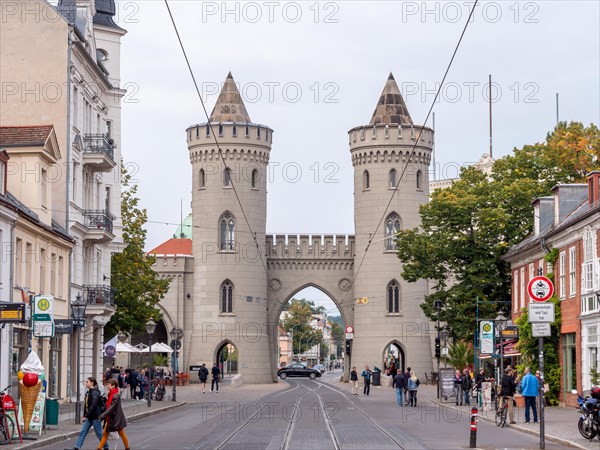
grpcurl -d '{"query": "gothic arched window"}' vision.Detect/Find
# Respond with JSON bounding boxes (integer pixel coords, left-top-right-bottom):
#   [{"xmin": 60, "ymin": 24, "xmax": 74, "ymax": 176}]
[
  {"xmin": 385, "ymin": 213, "xmax": 401, "ymax": 251},
  {"xmin": 387, "ymin": 280, "xmax": 400, "ymax": 314},
  {"xmin": 389, "ymin": 169, "xmax": 397, "ymax": 188},
  {"xmin": 221, "ymin": 279, "xmax": 234, "ymax": 313},
  {"xmin": 220, "ymin": 212, "xmax": 235, "ymax": 250},
  {"xmin": 363, "ymin": 170, "xmax": 370, "ymax": 190}
]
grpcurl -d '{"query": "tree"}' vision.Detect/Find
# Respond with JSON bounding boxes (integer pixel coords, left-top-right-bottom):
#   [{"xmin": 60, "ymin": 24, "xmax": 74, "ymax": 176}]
[
  {"xmin": 442, "ymin": 340, "xmax": 474, "ymax": 371},
  {"xmin": 105, "ymin": 162, "xmax": 171, "ymax": 337},
  {"xmin": 396, "ymin": 122, "xmax": 599, "ymax": 340},
  {"xmin": 280, "ymin": 299, "xmax": 323, "ymax": 356}
]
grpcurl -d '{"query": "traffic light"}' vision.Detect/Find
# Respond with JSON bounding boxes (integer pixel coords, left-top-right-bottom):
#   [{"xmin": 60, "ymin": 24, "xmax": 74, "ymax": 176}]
[
  {"xmin": 345, "ymin": 339, "xmax": 351, "ymax": 355},
  {"xmin": 435, "ymin": 337, "xmax": 441, "ymax": 359}
]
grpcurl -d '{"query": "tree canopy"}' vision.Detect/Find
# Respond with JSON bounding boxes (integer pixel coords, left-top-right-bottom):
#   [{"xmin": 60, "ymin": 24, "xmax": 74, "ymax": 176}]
[
  {"xmin": 396, "ymin": 121, "xmax": 600, "ymax": 340},
  {"xmin": 105, "ymin": 162, "xmax": 171, "ymax": 337},
  {"xmin": 280, "ymin": 299, "xmax": 324, "ymax": 356}
]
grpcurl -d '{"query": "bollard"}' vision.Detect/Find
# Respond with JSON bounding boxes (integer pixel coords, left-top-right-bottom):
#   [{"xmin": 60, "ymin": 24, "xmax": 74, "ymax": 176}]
[{"xmin": 470, "ymin": 407, "xmax": 478, "ymax": 448}]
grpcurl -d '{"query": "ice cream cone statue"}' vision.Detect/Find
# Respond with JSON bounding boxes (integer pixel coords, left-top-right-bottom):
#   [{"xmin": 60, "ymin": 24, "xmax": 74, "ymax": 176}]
[{"xmin": 18, "ymin": 352, "xmax": 45, "ymax": 434}]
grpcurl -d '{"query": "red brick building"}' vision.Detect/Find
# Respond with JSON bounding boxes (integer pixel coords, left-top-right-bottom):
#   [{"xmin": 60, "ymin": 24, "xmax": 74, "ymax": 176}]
[{"xmin": 504, "ymin": 172, "xmax": 600, "ymax": 406}]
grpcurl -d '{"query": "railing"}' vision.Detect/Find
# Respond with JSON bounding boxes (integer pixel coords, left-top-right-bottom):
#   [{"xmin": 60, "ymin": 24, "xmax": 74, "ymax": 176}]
[
  {"xmin": 83, "ymin": 134, "xmax": 115, "ymax": 161},
  {"xmin": 83, "ymin": 285, "xmax": 116, "ymax": 306},
  {"xmin": 83, "ymin": 210, "xmax": 114, "ymax": 234}
]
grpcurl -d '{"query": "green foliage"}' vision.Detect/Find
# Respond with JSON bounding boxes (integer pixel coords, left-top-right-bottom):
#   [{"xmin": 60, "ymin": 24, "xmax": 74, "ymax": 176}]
[
  {"xmin": 515, "ymin": 296, "xmax": 562, "ymax": 406},
  {"xmin": 441, "ymin": 340, "xmax": 474, "ymax": 370},
  {"xmin": 396, "ymin": 121, "xmax": 599, "ymax": 340},
  {"xmin": 105, "ymin": 162, "xmax": 171, "ymax": 337},
  {"xmin": 590, "ymin": 367, "xmax": 600, "ymax": 386},
  {"xmin": 152, "ymin": 354, "xmax": 168, "ymax": 367},
  {"xmin": 280, "ymin": 299, "xmax": 323, "ymax": 355}
]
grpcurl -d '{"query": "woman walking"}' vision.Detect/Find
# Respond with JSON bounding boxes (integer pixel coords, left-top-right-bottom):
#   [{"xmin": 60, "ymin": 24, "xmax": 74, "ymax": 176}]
[
  {"xmin": 350, "ymin": 367, "xmax": 358, "ymax": 396},
  {"xmin": 407, "ymin": 371, "xmax": 420, "ymax": 406},
  {"xmin": 97, "ymin": 378, "xmax": 130, "ymax": 450},
  {"xmin": 69, "ymin": 377, "xmax": 108, "ymax": 450}
]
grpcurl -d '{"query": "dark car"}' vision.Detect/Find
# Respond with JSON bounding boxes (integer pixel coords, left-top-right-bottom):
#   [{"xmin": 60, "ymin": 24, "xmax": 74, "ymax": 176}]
[{"xmin": 278, "ymin": 363, "xmax": 322, "ymax": 380}]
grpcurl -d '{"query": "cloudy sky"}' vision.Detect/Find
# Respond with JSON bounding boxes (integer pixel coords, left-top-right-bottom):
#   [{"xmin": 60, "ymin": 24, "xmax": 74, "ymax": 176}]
[{"xmin": 112, "ymin": 1, "xmax": 599, "ymax": 310}]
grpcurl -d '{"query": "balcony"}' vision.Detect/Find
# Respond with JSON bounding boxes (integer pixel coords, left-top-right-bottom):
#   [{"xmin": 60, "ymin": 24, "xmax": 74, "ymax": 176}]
[
  {"xmin": 83, "ymin": 134, "xmax": 116, "ymax": 171},
  {"xmin": 83, "ymin": 285, "xmax": 117, "ymax": 307},
  {"xmin": 80, "ymin": 210, "xmax": 115, "ymax": 242}
]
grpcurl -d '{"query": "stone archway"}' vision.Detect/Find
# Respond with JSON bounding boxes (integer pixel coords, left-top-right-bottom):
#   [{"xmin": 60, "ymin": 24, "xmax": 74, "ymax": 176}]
[
  {"xmin": 214, "ymin": 340, "xmax": 238, "ymax": 378},
  {"xmin": 383, "ymin": 340, "xmax": 406, "ymax": 375}
]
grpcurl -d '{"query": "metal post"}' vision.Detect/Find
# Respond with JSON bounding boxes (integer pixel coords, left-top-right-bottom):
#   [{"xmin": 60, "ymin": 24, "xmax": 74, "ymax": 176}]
[
  {"xmin": 437, "ymin": 306, "xmax": 441, "ymax": 399},
  {"xmin": 469, "ymin": 407, "xmax": 478, "ymax": 448},
  {"xmin": 172, "ymin": 354, "xmax": 177, "ymax": 402},
  {"xmin": 147, "ymin": 334, "xmax": 152, "ymax": 407},
  {"xmin": 539, "ymin": 337, "xmax": 545, "ymax": 449},
  {"xmin": 75, "ymin": 327, "xmax": 81, "ymax": 424}
]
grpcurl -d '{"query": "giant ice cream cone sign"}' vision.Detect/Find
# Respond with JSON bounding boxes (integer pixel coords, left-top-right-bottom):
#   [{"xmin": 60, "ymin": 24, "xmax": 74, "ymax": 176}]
[{"xmin": 18, "ymin": 352, "xmax": 45, "ymax": 434}]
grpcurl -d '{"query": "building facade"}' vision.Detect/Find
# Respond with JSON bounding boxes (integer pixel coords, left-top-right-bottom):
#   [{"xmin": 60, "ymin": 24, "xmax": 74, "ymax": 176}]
[
  {"xmin": 151, "ymin": 73, "xmax": 435, "ymax": 383},
  {"xmin": 0, "ymin": 0, "xmax": 126, "ymax": 399},
  {"xmin": 504, "ymin": 172, "xmax": 600, "ymax": 406}
]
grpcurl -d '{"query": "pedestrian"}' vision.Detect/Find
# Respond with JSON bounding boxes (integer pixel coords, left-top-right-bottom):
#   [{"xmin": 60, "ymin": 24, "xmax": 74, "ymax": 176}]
[
  {"xmin": 389, "ymin": 362, "xmax": 397, "ymax": 377},
  {"xmin": 361, "ymin": 365, "xmax": 372, "ymax": 396},
  {"xmin": 461, "ymin": 368, "xmax": 472, "ymax": 406},
  {"xmin": 127, "ymin": 369, "xmax": 138, "ymax": 400},
  {"xmin": 403, "ymin": 366, "xmax": 411, "ymax": 405},
  {"xmin": 97, "ymin": 378, "xmax": 130, "ymax": 450},
  {"xmin": 407, "ymin": 371, "xmax": 420, "ymax": 406},
  {"xmin": 350, "ymin": 367, "xmax": 359, "ymax": 396},
  {"xmin": 520, "ymin": 367, "xmax": 539, "ymax": 424},
  {"xmin": 474, "ymin": 368, "xmax": 485, "ymax": 403},
  {"xmin": 103, "ymin": 367, "xmax": 111, "ymax": 383},
  {"xmin": 393, "ymin": 371, "xmax": 405, "ymax": 406},
  {"xmin": 500, "ymin": 367, "xmax": 517, "ymax": 425},
  {"xmin": 199, "ymin": 363, "xmax": 209, "ymax": 393},
  {"xmin": 68, "ymin": 377, "xmax": 108, "ymax": 450},
  {"xmin": 211, "ymin": 363, "xmax": 220, "ymax": 392},
  {"xmin": 453, "ymin": 370, "xmax": 462, "ymax": 405}
]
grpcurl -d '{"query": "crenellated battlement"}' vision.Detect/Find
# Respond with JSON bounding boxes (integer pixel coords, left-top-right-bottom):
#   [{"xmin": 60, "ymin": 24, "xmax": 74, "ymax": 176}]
[
  {"xmin": 348, "ymin": 124, "xmax": 433, "ymax": 150},
  {"xmin": 265, "ymin": 234, "xmax": 355, "ymax": 260},
  {"xmin": 186, "ymin": 122, "xmax": 273, "ymax": 147},
  {"xmin": 351, "ymin": 148, "xmax": 432, "ymax": 167}
]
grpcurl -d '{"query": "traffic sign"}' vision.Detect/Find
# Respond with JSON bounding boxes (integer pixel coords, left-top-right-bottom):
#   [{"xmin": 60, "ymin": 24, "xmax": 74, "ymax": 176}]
[
  {"xmin": 170, "ymin": 339, "xmax": 181, "ymax": 350},
  {"xmin": 345, "ymin": 333, "xmax": 354, "ymax": 340},
  {"xmin": 345, "ymin": 326, "xmax": 354, "ymax": 334},
  {"xmin": 528, "ymin": 302, "xmax": 555, "ymax": 323},
  {"xmin": 532, "ymin": 323, "xmax": 551, "ymax": 337},
  {"xmin": 527, "ymin": 276, "xmax": 554, "ymax": 302},
  {"xmin": 442, "ymin": 347, "xmax": 449, "ymax": 356}
]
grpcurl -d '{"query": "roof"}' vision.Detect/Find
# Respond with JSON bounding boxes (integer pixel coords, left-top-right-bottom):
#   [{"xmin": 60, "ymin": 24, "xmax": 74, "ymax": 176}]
[
  {"xmin": 174, "ymin": 214, "xmax": 193, "ymax": 239},
  {"xmin": 147, "ymin": 238, "xmax": 192, "ymax": 256},
  {"xmin": 209, "ymin": 72, "xmax": 252, "ymax": 123},
  {"xmin": 369, "ymin": 73, "xmax": 413, "ymax": 126},
  {"xmin": 0, "ymin": 126, "xmax": 54, "ymax": 147}
]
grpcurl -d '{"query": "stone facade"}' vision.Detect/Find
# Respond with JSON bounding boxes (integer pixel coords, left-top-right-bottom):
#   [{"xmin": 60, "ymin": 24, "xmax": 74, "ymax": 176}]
[{"xmin": 150, "ymin": 73, "xmax": 436, "ymax": 383}]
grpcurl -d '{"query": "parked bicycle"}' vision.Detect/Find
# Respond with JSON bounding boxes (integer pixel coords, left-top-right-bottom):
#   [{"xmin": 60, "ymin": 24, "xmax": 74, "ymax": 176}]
[{"xmin": 0, "ymin": 386, "xmax": 17, "ymax": 445}]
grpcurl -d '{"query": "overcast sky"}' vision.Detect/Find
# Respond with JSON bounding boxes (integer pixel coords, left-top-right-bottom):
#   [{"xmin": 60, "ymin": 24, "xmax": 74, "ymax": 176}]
[{"xmin": 111, "ymin": 1, "xmax": 599, "ymax": 311}]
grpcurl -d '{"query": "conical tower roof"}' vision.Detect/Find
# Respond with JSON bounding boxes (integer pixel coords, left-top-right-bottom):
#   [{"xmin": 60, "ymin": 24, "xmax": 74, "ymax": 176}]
[
  {"xmin": 209, "ymin": 72, "xmax": 251, "ymax": 123},
  {"xmin": 369, "ymin": 73, "xmax": 413, "ymax": 126}
]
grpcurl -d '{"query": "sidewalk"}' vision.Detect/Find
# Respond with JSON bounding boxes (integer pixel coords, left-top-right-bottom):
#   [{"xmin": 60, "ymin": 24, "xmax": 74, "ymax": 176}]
[{"xmin": 326, "ymin": 373, "xmax": 597, "ymax": 450}]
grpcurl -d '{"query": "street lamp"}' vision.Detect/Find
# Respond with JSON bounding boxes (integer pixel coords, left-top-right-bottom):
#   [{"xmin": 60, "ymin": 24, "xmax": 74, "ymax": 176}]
[
  {"xmin": 145, "ymin": 319, "xmax": 156, "ymax": 407},
  {"xmin": 71, "ymin": 293, "xmax": 87, "ymax": 424},
  {"xmin": 169, "ymin": 326, "xmax": 182, "ymax": 402},
  {"xmin": 433, "ymin": 299, "xmax": 442, "ymax": 399},
  {"xmin": 495, "ymin": 312, "xmax": 508, "ymax": 382}
]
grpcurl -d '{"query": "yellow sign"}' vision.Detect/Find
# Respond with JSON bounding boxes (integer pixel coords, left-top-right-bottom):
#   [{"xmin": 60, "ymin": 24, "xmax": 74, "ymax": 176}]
[
  {"xmin": 356, "ymin": 297, "xmax": 369, "ymax": 304},
  {"xmin": 37, "ymin": 298, "xmax": 50, "ymax": 311},
  {"xmin": 1, "ymin": 310, "xmax": 22, "ymax": 320}
]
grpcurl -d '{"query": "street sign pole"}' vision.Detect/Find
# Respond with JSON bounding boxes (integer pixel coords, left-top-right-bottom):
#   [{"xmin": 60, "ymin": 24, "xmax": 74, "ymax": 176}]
[{"xmin": 539, "ymin": 337, "xmax": 545, "ymax": 449}]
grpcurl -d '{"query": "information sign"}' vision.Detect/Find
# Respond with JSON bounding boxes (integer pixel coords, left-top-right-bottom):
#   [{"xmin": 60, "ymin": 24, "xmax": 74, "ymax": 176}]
[
  {"xmin": 528, "ymin": 303, "xmax": 555, "ymax": 323},
  {"xmin": 0, "ymin": 302, "xmax": 26, "ymax": 323},
  {"xmin": 439, "ymin": 368, "xmax": 455, "ymax": 399},
  {"xmin": 532, "ymin": 323, "xmax": 551, "ymax": 337}
]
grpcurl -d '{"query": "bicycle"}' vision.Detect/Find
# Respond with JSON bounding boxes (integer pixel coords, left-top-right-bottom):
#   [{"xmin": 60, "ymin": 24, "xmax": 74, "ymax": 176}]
[
  {"xmin": 0, "ymin": 386, "xmax": 17, "ymax": 445},
  {"xmin": 495, "ymin": 395, "xmax": 509, "ymax": 427}
]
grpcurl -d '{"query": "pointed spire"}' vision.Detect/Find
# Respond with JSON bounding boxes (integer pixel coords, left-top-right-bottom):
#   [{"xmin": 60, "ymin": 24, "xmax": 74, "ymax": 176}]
[
  {"xmin": 209, "ymin": 72, "xmax": 251, "ymax": 123},
  {"xmin": 369, "ymin": 73, "xmax": 413, "ymax": 126}
]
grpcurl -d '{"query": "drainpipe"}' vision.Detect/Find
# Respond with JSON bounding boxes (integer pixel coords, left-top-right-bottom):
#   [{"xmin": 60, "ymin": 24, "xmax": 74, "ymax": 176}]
[
  {"xmin": 8, "ymin": 218, "xmax": 17, "ymax": 393},
  {"xmin": 540, "ymin": 237, "xmax": 551, "ymax": 255}
]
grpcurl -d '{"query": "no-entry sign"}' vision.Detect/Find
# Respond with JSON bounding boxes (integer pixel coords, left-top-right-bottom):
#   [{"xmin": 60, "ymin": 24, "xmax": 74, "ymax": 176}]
[{"xmin": 527, "ymin": 276, "xmax": 554, "ymax": 302}]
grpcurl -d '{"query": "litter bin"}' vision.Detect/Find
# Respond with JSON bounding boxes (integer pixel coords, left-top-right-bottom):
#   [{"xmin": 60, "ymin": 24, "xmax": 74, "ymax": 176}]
[
  {"xmin": 45, "ymin": 398, "xmax": 59, "ymax": 429},
  {"xmin": 372, "ymin": 367, "xmax": 382, "ymax": 386}
]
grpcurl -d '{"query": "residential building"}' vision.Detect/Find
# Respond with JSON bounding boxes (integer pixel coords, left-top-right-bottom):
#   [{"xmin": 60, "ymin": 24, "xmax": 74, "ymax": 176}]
[
  {"xmin": 0, "ymin": 0, "xmax": 126, "ymax": 397},
  {"xmin": 504, "ymin": 172, "xmax": 600, "ymax": 406}
]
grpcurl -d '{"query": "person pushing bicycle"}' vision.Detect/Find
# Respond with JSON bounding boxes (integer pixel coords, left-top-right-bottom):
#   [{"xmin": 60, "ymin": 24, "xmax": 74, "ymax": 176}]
[{"xmin": 500, "ymin": 367, "xmax": 517, "ymax": 425}]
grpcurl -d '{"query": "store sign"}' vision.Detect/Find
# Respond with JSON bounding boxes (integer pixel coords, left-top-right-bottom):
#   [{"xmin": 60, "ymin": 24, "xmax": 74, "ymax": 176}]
[
  {"xmin": 0, "ymin": 302, "xmax": 26, "ymax": 323},
  {"xmin": 501, "ymin": 326, "xmax": 519, "ymax": 339},
  {"xmin": 479, "ymin": 320, "xmax": 494, "ymax": 354},
  {"xmin": 54, "ymin": 319, "xmax": 74, "ymax": 335}
]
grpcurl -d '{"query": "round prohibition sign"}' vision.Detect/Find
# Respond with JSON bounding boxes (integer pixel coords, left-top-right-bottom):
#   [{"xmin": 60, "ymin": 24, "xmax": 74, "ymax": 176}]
[{"xmin": 527, "ymin": 276, "xmax": 554, "ymax": 302}]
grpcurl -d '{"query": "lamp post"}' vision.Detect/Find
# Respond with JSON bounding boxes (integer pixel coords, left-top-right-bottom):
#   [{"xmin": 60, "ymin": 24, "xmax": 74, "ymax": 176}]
[
  {"xmin": 146, "ymin": 319, "xmax": 156, "ymax": 407},
  {"xmin": 169, "ymin": 326, "xmax": 182, "ymax": 402},
  {"xmin": 440, "ymin": 328, "xmax": 449, "ymax": 369},
  {"xmin": 495, "ymin": 313, "xmax": 507, "ymax": 382},
  {"xmin": 433, "ymin": 299, "xmax": 442, "ymax": 399},
  {"xmin": 71, "ymin": 293, "xmax": 87, "ymax": 424}
]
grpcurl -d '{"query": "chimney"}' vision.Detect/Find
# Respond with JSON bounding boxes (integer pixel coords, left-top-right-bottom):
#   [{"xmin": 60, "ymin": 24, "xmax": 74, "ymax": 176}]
[
  {"xmin": 587, "ymin": 171, "xmax": 600, "ymax": 207},
  {"xmin": 532, "ymin": 197, "xmax": 554, "ymax": 236},
  {"xmin": 551, "ymin": 184, "xmax": 588, "ymax": 225}
]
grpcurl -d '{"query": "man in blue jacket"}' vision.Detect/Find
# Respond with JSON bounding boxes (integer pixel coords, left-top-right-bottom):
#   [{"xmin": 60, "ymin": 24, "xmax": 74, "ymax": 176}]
[{"xmin": 520, "ymin": 367, "xmax": 540, "ymax": 423}]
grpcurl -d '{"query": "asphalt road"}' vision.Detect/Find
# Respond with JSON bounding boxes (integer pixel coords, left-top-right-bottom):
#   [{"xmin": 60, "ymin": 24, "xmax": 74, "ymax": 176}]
[{"xmin": 39, "ymin": 376, "xmax": 568, "ymax": 450}]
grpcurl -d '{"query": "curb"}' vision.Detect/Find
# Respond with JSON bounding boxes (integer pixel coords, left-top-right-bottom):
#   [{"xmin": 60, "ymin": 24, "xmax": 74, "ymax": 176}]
[
  {"xmin": 12, "ymin": 402, "xmax": 187, "ymax": 450},
  {"xmin": 431, "ymin": 401, "xmax": 588, "ymax": 450}
]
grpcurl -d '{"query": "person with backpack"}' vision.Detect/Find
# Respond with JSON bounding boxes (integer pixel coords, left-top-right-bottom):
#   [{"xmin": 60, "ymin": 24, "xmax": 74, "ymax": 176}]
[
  {"xmin": 461, "ymin": 368, "xmax": 473, "ymax": 406},
  {"xmin": 199, "ymin": 363, "xmax": 209, "ymax": 393},
  {"xmin": 97, "ymin": 378, "xmax": 130, "ymax": 450},
  {"xmin": 68, "ymin": 377, "xmax": 108, "ymax": 450},
  {"xmin": 407, "ymin": 371, "xmax": 420, "ymax": 406}
]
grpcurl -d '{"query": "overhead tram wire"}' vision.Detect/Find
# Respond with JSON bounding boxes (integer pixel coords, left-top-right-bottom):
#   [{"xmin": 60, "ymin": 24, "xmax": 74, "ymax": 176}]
[
  {"xmin": 164, "ymin": 1, "xmax": 286, "ymax": 308},
  {"xmin": 339, "ymin": 0, "xmax": 480, "ymax": 308}
]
